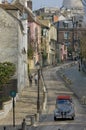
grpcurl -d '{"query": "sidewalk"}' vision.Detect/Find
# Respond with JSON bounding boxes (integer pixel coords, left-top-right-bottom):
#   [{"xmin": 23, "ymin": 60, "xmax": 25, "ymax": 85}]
[{"xmin": 0, "ymin": 77, "xmax": 44, "ymax": 128}]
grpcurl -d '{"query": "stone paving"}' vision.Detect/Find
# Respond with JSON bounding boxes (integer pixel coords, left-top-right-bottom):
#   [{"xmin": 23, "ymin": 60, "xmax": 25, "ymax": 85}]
[{"xmin": 0, "ymin": 78, "xmax": 43, "ymax": 129}]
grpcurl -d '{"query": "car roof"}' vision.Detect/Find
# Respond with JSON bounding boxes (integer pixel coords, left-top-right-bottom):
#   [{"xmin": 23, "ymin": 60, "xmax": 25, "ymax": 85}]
[{"xmin": 57, "ymin": 95, "xmax": 71, "ymax": 100}]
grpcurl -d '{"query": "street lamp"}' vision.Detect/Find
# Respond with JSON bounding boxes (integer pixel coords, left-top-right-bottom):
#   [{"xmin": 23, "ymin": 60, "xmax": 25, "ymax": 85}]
[
  {"xmin": 35, "ymin": 61, "xmax": 40, "ymax": 113},
  {"xmin": 72, "ymin": 17, "xmax": 78, "ymax": 51},
  {"xmin": 71, "ymin": 17, "xmax": 79, "ymax": 60}
]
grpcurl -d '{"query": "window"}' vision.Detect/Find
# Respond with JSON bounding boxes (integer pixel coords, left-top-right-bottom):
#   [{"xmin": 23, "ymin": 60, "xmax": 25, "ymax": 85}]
[{"xmin": 64, "ymin": 32, "xmax": 69, "ymax": 39}]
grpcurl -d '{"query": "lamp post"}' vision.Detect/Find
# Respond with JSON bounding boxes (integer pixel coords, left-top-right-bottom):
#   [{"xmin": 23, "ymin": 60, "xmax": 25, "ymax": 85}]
[
  {"xmin": 71, "ymin": 17, "xmax": 78, "ymax": 60},
  {"xmin": 72, "ymin": 17, "xmax": 78, "ymax": 51},
  {"xmin": 35, "ymin": 61, "xmax": 40, "ymax": 113}
]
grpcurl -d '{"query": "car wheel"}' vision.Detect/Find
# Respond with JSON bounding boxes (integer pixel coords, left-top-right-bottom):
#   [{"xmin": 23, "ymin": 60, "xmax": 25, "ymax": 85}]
[
  {"xmin": 54, "ymin": 116, "xmax": 57, "ymax": 121},
  {"xmin": 71, "ymin": 116, "xmax": 74, "ymax": 120}
]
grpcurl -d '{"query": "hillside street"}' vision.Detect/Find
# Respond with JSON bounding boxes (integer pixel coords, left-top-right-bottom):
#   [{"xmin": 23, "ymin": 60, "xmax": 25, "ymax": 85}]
[{"xmin": 0, "ymin": 62, "xmax": 86, "ymax": 130}]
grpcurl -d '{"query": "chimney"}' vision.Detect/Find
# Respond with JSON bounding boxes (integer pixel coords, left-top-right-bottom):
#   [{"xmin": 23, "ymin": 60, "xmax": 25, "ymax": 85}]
[{"xmin": 27, "ymin": 0, "xmax": 32, "ymax": 10}]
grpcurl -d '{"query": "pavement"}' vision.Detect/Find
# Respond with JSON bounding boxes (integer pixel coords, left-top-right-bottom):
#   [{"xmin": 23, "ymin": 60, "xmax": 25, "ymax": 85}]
[{"xmin": 0, "ymin": 76, "xmax": 44, "ymax": 129}]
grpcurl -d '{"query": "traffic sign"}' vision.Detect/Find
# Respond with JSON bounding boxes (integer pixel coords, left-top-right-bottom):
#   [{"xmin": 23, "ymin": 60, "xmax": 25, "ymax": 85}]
[{"xmin": 10, "ymin": 90, "xmax": 16, "ymax": 98}]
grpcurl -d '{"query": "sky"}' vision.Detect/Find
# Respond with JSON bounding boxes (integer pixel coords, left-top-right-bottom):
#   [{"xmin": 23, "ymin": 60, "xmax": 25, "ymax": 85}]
[
  {"xmin": 32, "ymin": 0, "xmax": 63, "ymax": 10},
  {"xmin": 8, "ymin": 0, "xmax": 63, "ymax": 10}
]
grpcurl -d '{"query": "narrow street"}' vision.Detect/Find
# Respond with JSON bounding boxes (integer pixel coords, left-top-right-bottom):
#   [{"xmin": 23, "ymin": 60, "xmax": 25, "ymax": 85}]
[
  {"xmin": 34, "ymin": 65, "xmax": 86, "ymax": 130},
  {"xmin": 0, "ymin": 63, "xmax": 86, "ymax": 130},
  {"xmin": 0, "ymin": 0, "xmax": 86, "ymax": 130}
]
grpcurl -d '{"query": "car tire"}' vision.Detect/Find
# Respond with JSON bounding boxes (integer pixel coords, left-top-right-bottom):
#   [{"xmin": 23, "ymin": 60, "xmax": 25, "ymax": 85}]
[
  {"xmin": 54, "ymin": 116, "xmax": 57, "ymax": 121},
  {"xmin": 71, "ymin": 116, "xmax": 74, "ymax": 120}
]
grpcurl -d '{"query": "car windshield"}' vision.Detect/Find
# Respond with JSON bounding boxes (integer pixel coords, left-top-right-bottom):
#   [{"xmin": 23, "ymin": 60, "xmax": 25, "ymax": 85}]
[{"xmin": 57, "ymin": 99, "xmax": 71, "ymax": 105}]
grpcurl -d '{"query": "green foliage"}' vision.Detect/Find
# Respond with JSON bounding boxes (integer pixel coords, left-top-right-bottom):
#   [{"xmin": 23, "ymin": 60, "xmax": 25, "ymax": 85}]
[
  {"xmin": 27, "ymin": 45, "xmax": 34, "ymax": 59},
  {"xmin": 0, "ymin": 96, "xmax": 11, "ymax": 102},
  {"xmin": 0, "ymin": 62, "xmax": 16, "ymax": 86},
  {"xmin": 28, "ymin": 64, "xmax": 30, "ymax": 75},
  {"xmin": 42, "ymin": 51, "xmax": 47, "ymax": 60},
  {"xmin": 67, "ymin": 46, "xmax": 73, "ymax": 54},
  {"xmin": 80, "ymin": 32, "xmax": 86, "ymax": 58}
]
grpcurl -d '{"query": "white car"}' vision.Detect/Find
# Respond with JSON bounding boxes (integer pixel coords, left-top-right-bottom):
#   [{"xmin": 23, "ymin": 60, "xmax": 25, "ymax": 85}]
[{"xmin": 54, "ymin": 95, "xmax": 75, "ymax": 121}]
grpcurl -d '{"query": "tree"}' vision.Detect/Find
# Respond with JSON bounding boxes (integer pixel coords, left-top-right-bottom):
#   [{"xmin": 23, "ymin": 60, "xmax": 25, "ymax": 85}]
[
  {"xmin": 80, "ymin": 32, "xmax": 86, "ymax": 58},
  {"xmin": 42, "ymin": 51, "xmax": 47, "ymax": 60},
  {"xmin": 0, "ymin": 62, "xmax": 16, "ymax": 86},
  {"xmin": 27, "ymin": 44, "xmax": 34, "ymax": 59}
]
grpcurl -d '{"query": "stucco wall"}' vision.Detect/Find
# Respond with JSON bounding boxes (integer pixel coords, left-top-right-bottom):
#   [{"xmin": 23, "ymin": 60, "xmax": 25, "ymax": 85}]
[
  {"xmin": 0, "ymin": 8, "xmax": 18, "ymax": 65},
  {"xmin": 0, "ymin": 7, "xmax": 29, "ymax": 92},
  {"xmin": 28, "ymin": 22, "xmax": 41, "ymax": 64},
  {"xmin": 0, "ymin": 8, "xmax": 19, "ymax": 91}
]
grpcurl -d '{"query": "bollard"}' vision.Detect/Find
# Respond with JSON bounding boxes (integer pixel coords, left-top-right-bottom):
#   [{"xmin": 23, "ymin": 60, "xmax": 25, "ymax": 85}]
[
  {"xmin": 3, "ymin": 126, "xmax": 6, "ymax": 130},
  {"xmin": 22, "ymin": 118, "xmax": 26, "ymax": 130},
  {"xmin": 82, "ymin": 96, "xmax": 86, "ymax": 105},
  {"xmin": 30, "ymin": 116, "xmax": 35, "ymax": 125},
  {"xmin": 34, "ymin": 113, "xmax": 37, "ymax": 122}
]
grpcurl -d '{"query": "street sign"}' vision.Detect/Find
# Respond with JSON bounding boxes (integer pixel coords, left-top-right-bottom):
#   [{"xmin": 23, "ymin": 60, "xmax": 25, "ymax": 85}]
[
  {"xmin": 10, "ymin": 90, "xmax": 16, "ymax": 127},
  {"xmin": 10, "ymin": 90, "xmax": 16, "ymax": 98}
]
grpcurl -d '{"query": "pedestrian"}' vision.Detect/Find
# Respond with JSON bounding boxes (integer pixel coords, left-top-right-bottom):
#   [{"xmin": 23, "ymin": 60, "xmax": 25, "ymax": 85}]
[
  {"xmin": 22, "ymin": 118, "xmax": 26, "ymax": 130},
  {"xmin": 34, "ymin": 73, "xmax": 38, "ymax": 85},
  {"xmin": 81, "ymin": 56, "xmax": 83, "ymax": 65},
  {"xmin": 78, "ymin": 61, "xmax": 81, "ymax": 71},
  {"xmin": 29, "ymin": 73, "xmax": 33, "ymax": 86}
]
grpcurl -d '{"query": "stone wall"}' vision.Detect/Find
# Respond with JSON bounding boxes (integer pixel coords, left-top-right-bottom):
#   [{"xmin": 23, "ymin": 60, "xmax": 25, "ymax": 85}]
[
  {"xmin": 0, "ymin": 7, "xmax": 29, "ymax": 92},
  {"xmin": 0, "ymin": 8, "xmax": 19, "ymax": 91},
  {"xmin": 0, "ymin": 8, "xmax": 18, "ymax": 65},
  {"xmin": 0, "ymin": 100, "xmax": 12, "ymax": 120}
]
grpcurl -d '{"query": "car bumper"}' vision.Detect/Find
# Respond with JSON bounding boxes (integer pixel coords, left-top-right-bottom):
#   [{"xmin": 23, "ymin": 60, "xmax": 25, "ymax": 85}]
[{"xmin": 54, "ymin": 114, "xmax": 74, "ymax": 119}]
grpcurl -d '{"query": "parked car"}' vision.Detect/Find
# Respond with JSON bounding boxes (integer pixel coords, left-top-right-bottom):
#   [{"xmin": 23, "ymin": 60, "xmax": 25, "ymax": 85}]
[{"xmin": 54, "ymin": 95, "xmax": 75, "ymax": 121}]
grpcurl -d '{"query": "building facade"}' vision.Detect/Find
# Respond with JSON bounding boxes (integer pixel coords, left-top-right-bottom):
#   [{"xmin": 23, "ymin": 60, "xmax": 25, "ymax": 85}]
[
  {"xmin": 28, "ymin": 21, "xmax": 41, "ymax": 69},
  {"xmin": 0, "ymin": 0, "xmax": 35, "ymax": 92},
  {"xmin": 0, "ymin": 7, "xmax": 25, "ymax": 92}
]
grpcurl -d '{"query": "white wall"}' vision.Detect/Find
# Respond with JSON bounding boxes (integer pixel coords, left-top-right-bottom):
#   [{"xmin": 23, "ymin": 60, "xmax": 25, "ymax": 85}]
[
  {"xmin": 17, "ymin": 0, "xmax": 29, "ymax": 92},
  {"xmin": 0, "ymin": 8, "xmax": 18, "ymax": 67},
  {"xmin": 62, "ymin": 0, "xmax": 83, "ymax": 9}
]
